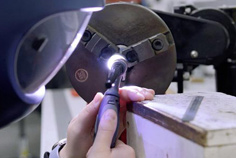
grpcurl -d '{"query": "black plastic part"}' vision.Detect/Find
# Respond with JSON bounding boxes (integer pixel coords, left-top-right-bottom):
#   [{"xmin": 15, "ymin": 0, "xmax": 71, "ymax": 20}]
[
  {"xmin": 215, "ymin": 61, "xmax": 236, "ymax": 96},
  {"xmin": 44, "ymin": 152, "xmax": 50, "ymax": 158},
  {"xmin": 177, "ymin": 69, "xmax": 184, "ymax": 93},
  {"xmin": 106, "ymin": 63, "xmax": 125, "ymax": 88},
  {"xmin": 105, "ymin": 80, "xmax": 112, "ymax": 89}
]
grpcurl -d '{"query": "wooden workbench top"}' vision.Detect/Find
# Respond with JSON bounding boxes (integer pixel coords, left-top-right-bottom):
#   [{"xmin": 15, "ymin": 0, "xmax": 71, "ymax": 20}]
[{"xmin": 128, "ymin": 92, "xmax": 236, "ymax": 147}]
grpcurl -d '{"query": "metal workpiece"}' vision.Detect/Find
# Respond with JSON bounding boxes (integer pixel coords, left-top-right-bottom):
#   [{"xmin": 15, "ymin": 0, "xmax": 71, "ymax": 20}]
[
  {"xmin": 66, "ymin": 3, "xmax": 176, "ymax": 102},
  {"xmin": 81, "ymin": 28, "xmax": 172, "ymax": 66},
  {"xmin": 155, "ymin": 8, "xmax": 234, "ymax": 65},
  {"xmin": 182, "ymin": 96, "xmax": 204, "ymax": 122},
  {"xmin": 170, "ymin": 5, "xmax": 236, "ymax": 96},
  {"xmin": 191, "ymin": 9, "xmax": 236, "ymax": 60},
  {"xmin": 89, "ymin": 3, "xmax": 171, "ymax": 46}
]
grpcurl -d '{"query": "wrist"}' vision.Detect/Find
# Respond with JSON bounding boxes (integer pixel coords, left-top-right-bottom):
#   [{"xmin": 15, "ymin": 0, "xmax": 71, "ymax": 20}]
[{"xmin": 59, "ymin": 145, "xmax": 69, "ymax": 158}]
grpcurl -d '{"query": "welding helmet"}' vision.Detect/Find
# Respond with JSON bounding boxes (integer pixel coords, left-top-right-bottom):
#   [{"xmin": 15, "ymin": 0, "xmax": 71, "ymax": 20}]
[{"xmin": 0, "ymin": 0, "xmax": 104, "ymax": 128}]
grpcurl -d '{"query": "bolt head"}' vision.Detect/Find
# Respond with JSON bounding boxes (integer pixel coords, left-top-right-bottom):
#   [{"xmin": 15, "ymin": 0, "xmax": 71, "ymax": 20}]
[
  {"xmin": 152, "ymin": 39, "xmax": 163, "ymax": 51},
  {"xmin": 191, "ymin": 50, "xmax": 198, "ymax": 58},
  {"xmin": 100, "ymin": 47, "xmax": 113, "ymax": 60},
  {"xmin": 126, "ymin": 50, "xmax": 138, "ymax": 62},
  {"xmin": 81, "ymin": 30, "xmax": 92, "ymax": 42}
]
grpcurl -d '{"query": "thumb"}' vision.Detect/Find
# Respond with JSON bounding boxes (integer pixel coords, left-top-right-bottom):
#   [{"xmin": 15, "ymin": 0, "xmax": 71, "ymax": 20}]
[{"xmin": 93, "ymin": 109, "xmax": 117, "ymax": 150}]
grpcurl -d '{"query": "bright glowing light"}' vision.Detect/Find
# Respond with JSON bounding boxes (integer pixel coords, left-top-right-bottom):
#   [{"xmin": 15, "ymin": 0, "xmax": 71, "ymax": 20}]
[
  {"xmin": 70, "ymin": 32, "xmax": 83, "ymax": 51},
  {"xmin": 107, "ymin": 54, "xmax": 126, "ymax": 70},
  {"xmin": 81, "ymin": 7, "xmax": 103, "ymax": 12},
  {"xmin": 24, "ymin": 86, "xmax": 45, "ymax": 103}
]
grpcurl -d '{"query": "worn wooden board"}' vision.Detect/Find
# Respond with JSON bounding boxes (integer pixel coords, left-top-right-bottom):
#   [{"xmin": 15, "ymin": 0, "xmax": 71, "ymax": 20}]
[
  {"xmin": 126, "ymin": 111, "xmax": 236, "ymax": 158},
  {"xmin": 127, "ymin": 92, "xmax": 236, "ymax": 146}
]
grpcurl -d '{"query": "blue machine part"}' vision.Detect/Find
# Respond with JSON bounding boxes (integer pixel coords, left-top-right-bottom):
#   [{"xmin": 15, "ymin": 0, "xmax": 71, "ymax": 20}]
[{"xmin": 0, "ymin": 0, "xmax": 104, "ymax": 127}]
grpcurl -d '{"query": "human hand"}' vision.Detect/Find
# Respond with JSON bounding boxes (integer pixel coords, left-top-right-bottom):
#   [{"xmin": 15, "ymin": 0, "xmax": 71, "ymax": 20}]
[
  {"xmin": 60, "ymin": 86, "xmax": 154, "ymax": 158},
  {"xmin": 86, "ymin": 109, "xmax": 135, "ymax": 158},
  {"xmin": 118, "ymin": 86, "xmax": 154, "ymax": 136}
]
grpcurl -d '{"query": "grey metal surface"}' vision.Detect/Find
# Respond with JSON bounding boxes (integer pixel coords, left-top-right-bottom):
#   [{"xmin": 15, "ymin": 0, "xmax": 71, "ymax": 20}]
[
  {"xmin": 66, "ymin": 3, "xmax": 176, "ymax": 102},
  {"xmin": 182, "ymin": 96, "xmax": 204, "ymax": 122}
]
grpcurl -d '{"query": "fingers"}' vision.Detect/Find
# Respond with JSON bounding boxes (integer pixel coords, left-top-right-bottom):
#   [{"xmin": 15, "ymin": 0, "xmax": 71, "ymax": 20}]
[
  {"xmin": 113, "ymin": 140, "xmax": 136, "ymax": 158},
  {"xmin": 118, "ymin": 86, "xmax": 155, "ymax": 136},
  {"xmin": 115, "ymin": 140, "xmax": 125, "ymax": 147},
  {"xmin": 93, "ymin": 109, "xmax": 117, "ymax": 150},
  {"xmin": 68, "ymin": 92, "xmax": 103, "ymax": 136},
  {"xmin": 120, "ymin": 88, "xmax": 145, "ymax": 102},
  {"xmin": 65, "ymin": 93, "xmax": 104, "ymax": 158},
  {"xmin": 119, "ymin": 86, "xmax": 155, "ymax": 102}
]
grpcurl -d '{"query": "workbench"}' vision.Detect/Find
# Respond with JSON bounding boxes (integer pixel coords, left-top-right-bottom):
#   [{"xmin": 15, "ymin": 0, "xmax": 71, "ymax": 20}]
[
  {"xmin": 41, "ymin": 89, "xmax": 236, "ymax": 158},
  {"xmin": 127, "ymin": 92, "xmax": 236, "ymax": 158}
]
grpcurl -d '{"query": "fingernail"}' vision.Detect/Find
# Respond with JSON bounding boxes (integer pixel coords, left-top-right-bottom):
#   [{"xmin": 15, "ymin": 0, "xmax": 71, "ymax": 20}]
[
  {"xmin": 104, "ymin": 109, "xmax": 116, "ymax": 121},
  {"xmin": 148, "ymin": 89, "xmax": 155, "ymax": 95},
  {"xmin": 150, "ymin": 90, "xmax": 155, "ymax": 98},
  {"xmin": 144, "ymin": 89, "xmax": 155, "ymax": 98},
  {"xmin": 93, "ymin": 93, "xmax": 102, "ymax": 107}
]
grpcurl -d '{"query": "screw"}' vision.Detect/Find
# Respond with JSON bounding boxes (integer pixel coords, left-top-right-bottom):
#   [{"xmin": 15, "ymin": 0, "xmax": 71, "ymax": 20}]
[
  {"xmin": 183, "ymin": 72, "xmax": 190, "ymax": 80},
  {"xmin": 185, "ymin": 7, "xmax": 192, "ymax": 14},
  {"xmin": 81, "ymin": 30, "xmax": 92, "ymax": 42},
  {"xmin": 126, "ymin": 50, "xmax": 138, "ymax": 62},
  {"xmin": 191, "ymin": 50, "xmax": 198, "ymax": 58},
  {"xmin": 100, "ymin": 47, "xmax": 113, "ymax": 60},
  {"xmin": 152, "ymin": 39, "xmax": 163, "ymax": 51}
]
